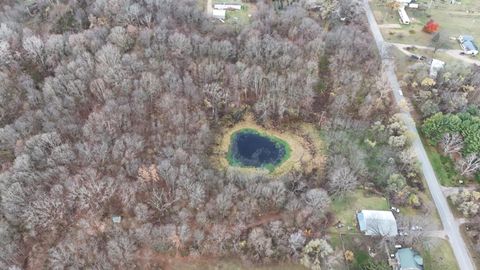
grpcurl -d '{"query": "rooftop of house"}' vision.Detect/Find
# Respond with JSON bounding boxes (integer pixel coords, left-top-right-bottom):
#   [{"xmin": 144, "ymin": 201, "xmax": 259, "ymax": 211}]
[
  {"xmin": 459, "ymin": 35, "xmax": 478, "ymax": 51},
  {"xmin": 463, "ymin": 40, "xmax": 478, "ymax": 52},
  {"xmin": 357, "ymin": 210, "xmax": 398, "ymax": 237},
  {"xmin": 396, "ymin": 248, "xmax": 424, "ymax": 270}
]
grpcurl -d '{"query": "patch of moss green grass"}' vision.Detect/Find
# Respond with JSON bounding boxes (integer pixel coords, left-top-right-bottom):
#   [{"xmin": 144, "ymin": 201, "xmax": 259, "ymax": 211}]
[
  {"xmin": 227, "ymin": 128, "xmax": 291, "ymax": 172},
  {"xmin": 423, "ymin": 142, "xmax": 462, "ymax": 187}
]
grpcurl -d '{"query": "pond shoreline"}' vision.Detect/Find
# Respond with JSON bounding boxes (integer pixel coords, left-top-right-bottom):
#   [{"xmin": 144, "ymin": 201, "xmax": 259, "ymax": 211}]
[{"xmin": 212, "ymin": 114, "xmax": 324, "ymax": 176}]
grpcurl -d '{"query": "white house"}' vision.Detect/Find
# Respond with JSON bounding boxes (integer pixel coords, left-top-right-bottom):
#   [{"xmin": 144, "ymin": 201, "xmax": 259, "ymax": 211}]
[
  {"xmin": 213, "ymin": 3, "xmax": 242, "ymax": 10},
  {"xmin": 212, "ymin": 9, "xmax": 226, "ymax": 20},
  {"xmin": 357, "ymin": 210, "xmax": 398, "ymax": 237}
]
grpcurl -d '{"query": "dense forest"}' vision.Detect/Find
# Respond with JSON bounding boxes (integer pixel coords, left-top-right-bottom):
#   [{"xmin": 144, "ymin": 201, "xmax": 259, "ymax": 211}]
[{"xmin": 0, "ymin": 0, "xmax": 416, "ymax": 269}]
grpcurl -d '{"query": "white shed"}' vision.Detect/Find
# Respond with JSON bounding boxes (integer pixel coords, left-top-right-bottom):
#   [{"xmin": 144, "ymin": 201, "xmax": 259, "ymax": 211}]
[
  {"xmin": 357, "ymin": 210, "xmax": 398, "ymax": 237},
  {"xmin": 212, "ymin": 9, "xmax": 226, "ymax": 20},
  {"xmin": 213, "ymin": 4, "xmax": 242, "ymax": 10},
  {"xmin": 112, "ymin": 216, "xmax": 122, "ymax": 223}
]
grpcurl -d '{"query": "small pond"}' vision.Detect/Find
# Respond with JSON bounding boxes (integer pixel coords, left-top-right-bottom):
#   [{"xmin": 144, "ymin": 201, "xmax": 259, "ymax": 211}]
[{"xmin": 228, "ymin": 129, "xmax": 290, "ymax": 170}]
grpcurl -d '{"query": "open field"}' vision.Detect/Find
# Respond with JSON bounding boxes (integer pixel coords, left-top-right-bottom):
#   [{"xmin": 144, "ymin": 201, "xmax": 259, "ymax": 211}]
[
  {"xmin": 371, "ymin": 0, "xmax": 480, "ymax": 49},
  {"xmin": 330, "ymin": 190, "xmax": 389, "ymax": 233},
  {"xmin": 422, "ymin": 238, "xmax": 460, "ymax": 270}
]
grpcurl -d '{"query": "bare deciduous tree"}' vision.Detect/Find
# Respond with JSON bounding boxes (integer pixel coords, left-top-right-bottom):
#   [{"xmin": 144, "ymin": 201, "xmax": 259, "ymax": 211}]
[
  {"xmin": 327, "ymin": 164, "xmax": 358, "ymax": 197},
  {"xmin": 440, "ymin": 133, "xmax": 464, "ymax": 155},
  {"xmin": 456, "ymin": 154, "xmax": 480, "ymax": 176}
]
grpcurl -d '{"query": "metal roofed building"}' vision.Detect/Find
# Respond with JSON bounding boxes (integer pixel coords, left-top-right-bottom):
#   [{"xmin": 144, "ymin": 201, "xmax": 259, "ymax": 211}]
[
  {"xmin": 458, "ymin": 35, "xmax": 479, "ymax": 55},
  {"xmin": 357, "ymin": 210, "xmax": 398, "ymax": 237},
  {"xmin": 396, "ymin": 248, "xmax": 424, "ymax": 270}
]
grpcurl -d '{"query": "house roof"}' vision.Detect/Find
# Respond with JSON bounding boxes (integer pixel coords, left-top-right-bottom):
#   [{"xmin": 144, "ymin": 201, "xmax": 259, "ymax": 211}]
[
  {"xmin": 357, "ymin": 210, "xmax": 398, "ymax": 236},
  {"xmin": 459, "ymin": 35, "xmax": 478, "ymax": 53},
  {"xmin": 461, "ymin": 35, "xmax": 475, "ymax": 41},
  {"xmin": 463, "ymin": 40, "xmax": 478, "ymax": 52},
  {"xmin": 396, "ymin": 248, "xmax": 423, "ymax": 270}
]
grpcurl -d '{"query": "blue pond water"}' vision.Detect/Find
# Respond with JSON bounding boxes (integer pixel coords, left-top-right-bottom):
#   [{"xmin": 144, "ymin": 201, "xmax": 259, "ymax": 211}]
[{"xmin": 229, "ymin": 131, "xmax": 286, "ymax": 168}]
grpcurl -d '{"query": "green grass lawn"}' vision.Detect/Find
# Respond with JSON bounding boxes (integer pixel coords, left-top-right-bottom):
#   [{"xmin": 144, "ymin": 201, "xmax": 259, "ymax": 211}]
[
  {"xmin": 423, "ymin": 143, "xmax": 463, "ymax": 187},
  {"xmin": 460, "ymin": 224, "xmax": 480, "ymax": 269},
  {"xmin": 422, "ymin": 238, "xmax": 459, "ymax": 270},
  {"xmin": 330, "ymin": 190, "xmax": 389, "ymax": 233}
]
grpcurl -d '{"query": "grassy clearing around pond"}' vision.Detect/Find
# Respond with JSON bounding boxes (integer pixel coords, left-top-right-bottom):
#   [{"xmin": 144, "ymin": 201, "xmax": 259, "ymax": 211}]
[
  {"xmin": 214, "ymin": 114, "xmax": 324, "ymax": 176},
  {"xmin": 226, "ymin": 128, "xmax": 292, "ymax": 172}
]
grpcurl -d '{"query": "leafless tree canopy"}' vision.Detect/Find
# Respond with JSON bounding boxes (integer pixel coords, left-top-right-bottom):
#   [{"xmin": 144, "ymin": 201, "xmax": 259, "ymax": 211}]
[
  {"xmin": 440, "ymin": 132, "xmax": 464, "ymax": 155},
  {"xmin": 0, "ymin": 0, "xmax": 400, "ymax": 268}
]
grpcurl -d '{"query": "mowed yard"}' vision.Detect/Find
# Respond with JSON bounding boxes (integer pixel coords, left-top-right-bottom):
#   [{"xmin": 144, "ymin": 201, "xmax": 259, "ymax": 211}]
[
  {"xmin": 329, "ymin": 190, "xmax": 389, "ymax": 234},
  {"xmin": 371, "ymin": 0, "xmax": 480, "ymax": 49},
  {"xmin": 422, "ymin": 238, "xmax": 459, "ymax": 270}
]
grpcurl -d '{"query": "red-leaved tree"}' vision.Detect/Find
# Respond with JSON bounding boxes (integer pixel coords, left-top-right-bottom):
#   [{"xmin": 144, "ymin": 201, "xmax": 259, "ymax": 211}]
[{"xmin": 423, "ymin": 20, "xmax": 439, "ymax": 33}]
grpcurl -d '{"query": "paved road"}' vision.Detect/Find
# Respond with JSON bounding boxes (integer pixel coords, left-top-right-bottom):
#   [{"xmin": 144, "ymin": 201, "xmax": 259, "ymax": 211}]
[{"xmin": 363, "ymin": 1, "xmax": 476, "ymax": 269}]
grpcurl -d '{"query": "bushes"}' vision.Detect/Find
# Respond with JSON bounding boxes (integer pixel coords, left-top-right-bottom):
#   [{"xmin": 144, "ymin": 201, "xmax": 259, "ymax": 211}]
[{"xmin": 450, "ymin": 190, "xmax": 480, "ymax": 217}]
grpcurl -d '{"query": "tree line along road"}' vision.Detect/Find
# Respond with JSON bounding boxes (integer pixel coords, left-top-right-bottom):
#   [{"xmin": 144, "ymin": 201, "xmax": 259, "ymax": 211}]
[{"xmin": 363, "ymin": 0, "xmax": 476, "ymax": 269}]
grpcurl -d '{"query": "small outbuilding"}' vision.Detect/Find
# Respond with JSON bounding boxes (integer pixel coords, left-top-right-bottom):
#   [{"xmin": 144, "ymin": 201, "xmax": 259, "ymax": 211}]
[
  {"xmin": 429, "ymin": 59, "xmax": 445, "ymax": 78},
  {"xmin": 396, "ymin": 248, "xmax": 424, "ymax": 270},
  {"xmin": 112, "ymin": 215, "xmax": 122, "ymax": 223},
  {"xmin": 357, "ymin": 210, "xmax": 398, "ymax": 237},
  {"xmin": 212, "ymin": 9, "xmax": 226, "ymax": 20}
]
